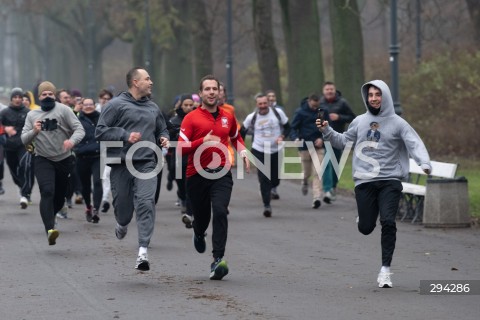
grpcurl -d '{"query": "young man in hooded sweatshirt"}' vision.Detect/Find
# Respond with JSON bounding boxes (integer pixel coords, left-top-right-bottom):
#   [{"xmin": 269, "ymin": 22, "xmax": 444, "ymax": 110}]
[{"xmin": 317, "ymin": 80, "xmax": 431, "ymax": 288}]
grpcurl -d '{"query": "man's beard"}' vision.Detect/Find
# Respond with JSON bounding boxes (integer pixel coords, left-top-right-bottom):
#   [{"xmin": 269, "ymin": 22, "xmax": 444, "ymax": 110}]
[{"xmin": 203, "ymin": 97, "xmax": 218, "ymax": 107}]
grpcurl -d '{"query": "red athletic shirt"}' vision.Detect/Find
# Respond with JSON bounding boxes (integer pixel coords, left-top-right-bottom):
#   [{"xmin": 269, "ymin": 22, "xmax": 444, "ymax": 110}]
[{"xmin": 178, "ymin": 105, "xmax": 246, "ymax": 177}]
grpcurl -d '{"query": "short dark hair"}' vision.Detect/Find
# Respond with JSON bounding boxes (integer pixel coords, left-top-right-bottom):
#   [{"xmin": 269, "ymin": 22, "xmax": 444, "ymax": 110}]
[
  {"xmin": 98, "ymin": 88, "xmax": 113, "ymax": 99},
  {"xmin": 22, "ymin": 93, "xmax": 31, "ymax": 102},
  {"xmin": 323, "ymin": 81, "xmax": 335, "ymax": 87},
  {"xmin": 126, "ymin": 67, "xmax": 145, "ymax": 88},
  {"xmin": 199, "ymin": 75, "xmax": 219, "ymax": 91},
  {"xmin": 56, "ymin": 89, "xmax": 71, "ymax": 102},
  {"xmin": 308, "ymin": 93, "xmax": 320, "ymax": 101},
  {"xmin": 265, "ymin": 89, "xmax": 276, "ymax": 95}
]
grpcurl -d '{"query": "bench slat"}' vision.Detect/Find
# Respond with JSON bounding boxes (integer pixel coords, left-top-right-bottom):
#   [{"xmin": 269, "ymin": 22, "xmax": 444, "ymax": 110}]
[{"xmin": 401, "ymin": 182, "xmax": 426, "ymax": 196}]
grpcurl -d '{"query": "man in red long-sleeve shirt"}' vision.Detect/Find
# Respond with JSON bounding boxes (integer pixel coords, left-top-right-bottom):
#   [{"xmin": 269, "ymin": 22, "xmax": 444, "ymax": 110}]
[{"xmin": 178, "ymin": 74, "xmax": 250, "ymax": 280}]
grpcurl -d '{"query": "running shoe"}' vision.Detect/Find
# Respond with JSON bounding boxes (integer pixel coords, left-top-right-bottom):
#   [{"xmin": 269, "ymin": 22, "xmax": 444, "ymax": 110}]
[
  {"xmin": 377, "ymin": 271, "xmax": 393, "ymax": 288},
  {"xmin": 47, "ymin": 229, "xmax": 59, "ymax": 246},
  {"xmin": 101, "ymin": 201, "xmax": 110, "ymax": 213},
  {"xmin": 193, "ymin": 232, "xmax": 206, "ymax": 253},
  {"xmin": 182, "ymin": 214, "xmax": 193, "ymax": 229},
  {"xmin": 263, "ymin": 205, "xmax": 272, "ymax": 218},
  {"xmin": 115, "ymin": 224, "xmax": 128, "ymax": 240},
  {"xmin": 91, "ymin": 209, "xmax": 100, "ymax": 223},
  {"xmin": 135, "ymin": 253, "xmax": 150, "ymax": 271},
  {"xmin": 20, "ymin": 196, "xmax": 28, "ymax": 209},
  {"xmin": 312, "ymin": 199, "xmax": 321, "ymax": 209},
  {"xmin": 210, "ymin": 257, "xmax": 229, "ymax": 280}
]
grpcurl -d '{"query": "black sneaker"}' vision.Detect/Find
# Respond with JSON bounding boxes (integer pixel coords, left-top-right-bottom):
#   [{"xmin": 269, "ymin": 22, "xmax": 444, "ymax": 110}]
[
  {"xmin": 0, "ymin": 181, "xmax": 5, "ymax": 195},
  {"xmin": 312, "ymin": 199, "xmax": 321, "ymax": 209},
  {"xmin": 270, "ymin": 190, "xmax": 280, "ymax": 200},
  {"xmin": 210, "ymin": 257, "xmax": 229, "ymax": 280},
  {"xmin": 166, "ymin": 180, "xmax": 173, "ymax": 191},
  {"xmin": 263, "ymin": 205, "xmax": 272, "ymax": 217},
  {"xmin": 101, "ymin": 201, "xmax": 110, "ymax": 213},
  {"xmin": 91, "ymin": 209, "xmax": 100, "ymax": 223},
  {"xmin": 193, "ymin": 232, "xmax": 207, "ymax": 253}
]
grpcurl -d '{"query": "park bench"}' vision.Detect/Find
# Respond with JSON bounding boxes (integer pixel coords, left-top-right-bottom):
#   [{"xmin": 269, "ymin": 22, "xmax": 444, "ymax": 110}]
[{"xmin": 399, "ymin": 158, "xmax": 458, "ymax": 223}]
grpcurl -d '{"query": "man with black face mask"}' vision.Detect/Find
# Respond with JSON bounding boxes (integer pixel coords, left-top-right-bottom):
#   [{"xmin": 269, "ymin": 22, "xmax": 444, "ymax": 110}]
[{"xmin": 21, "ymin": 81, "xmax": 85, "ymax": 246}]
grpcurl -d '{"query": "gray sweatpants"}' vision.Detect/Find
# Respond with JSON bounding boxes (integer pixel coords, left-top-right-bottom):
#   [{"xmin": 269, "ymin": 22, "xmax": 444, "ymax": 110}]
[{"xmin": 110, "ymin": 162, "xmax": 157, "ymax": 248}]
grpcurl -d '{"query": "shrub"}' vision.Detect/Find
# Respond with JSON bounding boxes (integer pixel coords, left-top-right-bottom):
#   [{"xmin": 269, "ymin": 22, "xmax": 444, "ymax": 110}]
[{"xmin": 401, "ymin": 51, "xmax": 480, "ymax": 160}]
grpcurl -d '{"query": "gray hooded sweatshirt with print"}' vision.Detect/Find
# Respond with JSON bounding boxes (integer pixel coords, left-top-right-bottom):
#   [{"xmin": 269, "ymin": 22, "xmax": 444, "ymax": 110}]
[{"xmin": 322, "ymin": 80, "xmax": 431, "ymax": 186}]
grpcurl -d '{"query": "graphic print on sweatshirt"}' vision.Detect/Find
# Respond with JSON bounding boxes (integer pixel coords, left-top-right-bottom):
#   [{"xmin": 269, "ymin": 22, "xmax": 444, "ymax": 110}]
[{"xmin": 366, "ymin": 121, "xmax": 381, "ymax": 142}]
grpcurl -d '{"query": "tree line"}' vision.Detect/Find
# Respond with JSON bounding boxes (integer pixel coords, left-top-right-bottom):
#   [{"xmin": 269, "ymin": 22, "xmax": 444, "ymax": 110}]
[{"xmin": 0, "ymin": 0, "xmax": 478, "ymax": 116}]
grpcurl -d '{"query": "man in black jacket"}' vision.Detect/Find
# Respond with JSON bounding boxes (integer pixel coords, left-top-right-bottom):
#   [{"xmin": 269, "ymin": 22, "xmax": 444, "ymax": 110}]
[
  {"xmin": 319, "ymin": 82, "xmax": 356, "ymax": 204},
  {"xmin": 0, "ymin": 88, "xmax": 34, "ymax": 208}
]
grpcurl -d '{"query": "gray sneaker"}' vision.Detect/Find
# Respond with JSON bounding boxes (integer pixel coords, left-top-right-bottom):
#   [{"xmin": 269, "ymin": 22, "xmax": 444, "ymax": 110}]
[
  {"xmin": 115, "ymin": 224, "xmax": 128, "ymax": 240},
  {"xmin": 56, "ymin": 206, "xmax": 68, "ymax": 219}
]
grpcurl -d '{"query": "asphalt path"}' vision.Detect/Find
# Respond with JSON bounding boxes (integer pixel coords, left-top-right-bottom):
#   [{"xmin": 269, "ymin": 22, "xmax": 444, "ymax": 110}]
[{"xmin": 1, "ymin": 167, "xmax": 479, "ymax": 320}]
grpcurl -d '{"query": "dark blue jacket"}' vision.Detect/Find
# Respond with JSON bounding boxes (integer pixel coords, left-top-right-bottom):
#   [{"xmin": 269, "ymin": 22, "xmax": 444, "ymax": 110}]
[
  {"xmin": 74, "ymin": 111, "xmax": 100, "ymax": 156},
  {"xmin": 290, "ymin": 97, "xmax": 329, "ymax": 150}
]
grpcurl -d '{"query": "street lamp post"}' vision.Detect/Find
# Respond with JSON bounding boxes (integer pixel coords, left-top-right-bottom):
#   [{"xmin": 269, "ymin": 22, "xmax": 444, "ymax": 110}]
[
  {"xmin": 144, "ymin": 0, "xmax": 152, "ymax": 71},
  {"xmin": 87, "ymin": 0, "xmax": 96, "ymax": 98},
  {"xmin": 390, "ymin": 0, "xmax": 402, "ymax": 115},
  {"xmin": 226, "ymin": 0, "xmax": 234, "ymax": 104}
]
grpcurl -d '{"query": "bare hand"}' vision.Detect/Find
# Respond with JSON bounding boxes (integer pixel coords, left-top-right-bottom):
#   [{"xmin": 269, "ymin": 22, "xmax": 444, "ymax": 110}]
[
  {"xmin": 314, "ymin": 138, "xmax": 323, "ymax": 148},
  {"xmin": 34, "ymin": 120, "xmax": 42, "ymax": 133},
  {"xmin": 128, "ymin": 132, "xmax": 142, "ymax": 144},
  {"xmin": 203, "ymin": 130, "xmax": 221, "ymax": 144},
  {"xmin": 240, "ymin": 150, "xmax": 250, "ymax": 173},
  {"xmin": 4, "ymin": 126, "xmax": 16, "ymax": 137},
  {"xmin": 316, "ymin": 119, "xmax": 329, "ymax": 131},
  {"xmin": 276, "ymin": 135, "xmax": 284, "ymax": 144},
  {"xmin": 159, "ymin": 136, "xmax": 170, "ymax": 148},
  {"xmin": 63, "ymin": 140, "xmax": 74, "ymax": 151}
]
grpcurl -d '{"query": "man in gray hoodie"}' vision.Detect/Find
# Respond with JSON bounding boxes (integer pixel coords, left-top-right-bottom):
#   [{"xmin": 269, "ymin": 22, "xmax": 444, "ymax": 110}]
[
  {"xmin": 22, "ymin": 81, "xmax": 85, "ymax": 246},
  {"xmin": 317, "ymin": 80, "xmax": 431, "ymax": 288},
  {"xmin": 96, "ymin": 67, "xmax": 169, "ymax": 271}
]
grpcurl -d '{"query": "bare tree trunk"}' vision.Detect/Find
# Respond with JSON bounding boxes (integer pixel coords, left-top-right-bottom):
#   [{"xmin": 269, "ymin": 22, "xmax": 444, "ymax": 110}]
[
  {"xmin": 253, "ymin": 0, "xmax": 282, "ymax": 104},
  {"xmin": 466, "ymin": 0, "xmax": 480, "ymax": 48},
  {"xmin": 189, "ymin": 0, "xmax": 213, "ymax": 84},
  {"xmin": 329, "ymin": 0, "xmax": 365, "ymax": 115},
  {"xmin": 279, "ymin": 0, "xmax": 324, "ymax": 110}
]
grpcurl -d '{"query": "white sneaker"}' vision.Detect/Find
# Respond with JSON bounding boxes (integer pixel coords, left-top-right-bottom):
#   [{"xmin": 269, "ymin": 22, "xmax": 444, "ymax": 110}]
[
  {"xmin": 377, "ymin": 271, "xmax": 393, "ymax": 288},
  {"xmin": 135, "ymin": 253, "xmax": 150, "ymax": 271},
  {"xmin": 20, "ymin": 196, "xmax": 28, "ymax": 209}
]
